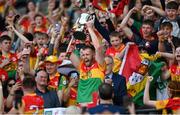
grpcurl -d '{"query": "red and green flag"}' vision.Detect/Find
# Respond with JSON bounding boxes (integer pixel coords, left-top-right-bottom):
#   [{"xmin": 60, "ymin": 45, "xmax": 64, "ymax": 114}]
[{"xmin": 119, "ymin": 43, "xmax": 164, "ymax": 106}]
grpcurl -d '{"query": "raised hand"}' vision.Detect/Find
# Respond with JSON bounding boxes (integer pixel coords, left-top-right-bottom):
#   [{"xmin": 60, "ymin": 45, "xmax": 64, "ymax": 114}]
[
  {"xmin": 86, "ymin": 16, "xmax": 95, "ymax": 29},
  {"xmin": 1, "ymin": 58, "xmax": 11, "ymax": 67},
  {"xmin": 68, "ymin": 78, "xmax": 76, "ymax": 87},
  {"xmin": 157, "ymin": 30, "xmax": 165, "ymax": 42}
]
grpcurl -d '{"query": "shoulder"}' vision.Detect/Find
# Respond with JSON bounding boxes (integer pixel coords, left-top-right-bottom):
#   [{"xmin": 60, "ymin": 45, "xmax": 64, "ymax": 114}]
[
  {"xmin": 113, "ymin": 73, "xmax": 125, "ymax": 79},
  {"xmin": 88, "ymin": 105, "xmax": 103, "ymax": 114}
]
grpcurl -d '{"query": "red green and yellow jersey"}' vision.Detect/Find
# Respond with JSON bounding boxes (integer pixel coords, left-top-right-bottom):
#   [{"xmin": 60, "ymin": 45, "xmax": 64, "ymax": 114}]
[
  {"xmin": 0, "ymin": 52, "xmax": 18, "ymax": 71},
  {"xmin": 79, "ymin": 61, "xmax": 105, "ymax": 81},
  {"xmin": 22, "ymin": 93, "xmax": 44, "ymax": 114},
  {"xmin": 169, "ymin": 65, "xmax": 180, "ymax": 82},
  {"xmin": 65, "ymin": 88, "xmax": 77, "ymax": 107},
  {"xmin": 155, "ymin": 98, "xmax": 180, "ymax": 114},
  {"xmin": 48, "ymin": 72, "xmax": 67, "ymax": 91},
  {"xmin": 0, "ymin": 52, "xmax": 18, "ymax": 78},
  {"xmin": 77, "ymin": 61, "xmax": 105, "ymax": 103}
]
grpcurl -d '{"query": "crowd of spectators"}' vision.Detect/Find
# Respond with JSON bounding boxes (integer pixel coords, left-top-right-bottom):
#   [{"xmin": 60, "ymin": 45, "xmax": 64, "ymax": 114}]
[{"xmin": 0, "ymin": 0, "xmax": 179, "ymax": 114}]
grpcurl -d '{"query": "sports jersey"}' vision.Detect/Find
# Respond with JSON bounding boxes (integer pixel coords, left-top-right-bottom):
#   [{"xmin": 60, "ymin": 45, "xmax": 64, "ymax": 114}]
[
  {"xmin": 77, "ymin": 61, "xmax": 105, "ymax": 104},
  {"xmin": 155, "ymin": 98, "xmax": 180, "ymax": 114},
  {"xmin": 169, "ymin": 65, "xmax": 180, "ymax": 82},
  {"xmin": 65, "ymin": 88, "xmax": 77, "ymax": 107},
  {"xmin": 22, "ymin": 93, "xmax": 44, "ymax": 114},
  {"xmin": 0, "ymin": 52, "xmax": 18, "ymax": 78},
  {"xmin": 106, "ymin": 44, "xmax": 125, "ymax": 73},
  {"xmin": 48, "ymin": 72, "xmax": 67, "ymax": 91}
]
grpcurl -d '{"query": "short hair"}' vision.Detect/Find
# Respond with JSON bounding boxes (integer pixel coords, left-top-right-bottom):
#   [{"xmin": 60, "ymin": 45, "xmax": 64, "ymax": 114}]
[
  {"xmin": 110, "ymin": 31, "xmax": 120, "ymax": 38},
  {"xmin": 23, "ymin": 77, "xmax": 36, "ymax": 89},
  {"xmin": 168, "ymin": 81, "xmax": 180, "ymax": 98},
  {"xmin": 34, "ymin": 32, "xmax": 44, "ymax": 38},
  {"xmin": 35, "ymin": 68, "xmax": 48, "ymax": 77},
  {"xmin": 0, "ymin": 35, "xmax": 11, "ymax": 43},
  {"xmin": 105, "ymin": 55, "xmax": 114, "ymax": 64},
  {"xmin": 98, "ymin": 83, "xmax": 113, "ymax": 100},
  {"xmin": 143, "ymin": 19, "xmax": 154, "ymax": 28},
  {"xmin": 82, "ymin": 45, "xmax": 95, "ymax": 52},
  {"xmin": 42, "ymin": 33, "xmax": 49, "ymax": 39},
  {"xmin": 166, "ymin": 1, "xmax": 179, "ymax": 10},
  {"xmin": 23, "ymin": 32, "xmax": 34, "ymax": 41},
  {"xmin": 34, "ymin": 14, "xmax": 43, "ymax": 20},
  {"xmin": 160, "ymin": 22, "xmax": 173, "ymax": 29}
]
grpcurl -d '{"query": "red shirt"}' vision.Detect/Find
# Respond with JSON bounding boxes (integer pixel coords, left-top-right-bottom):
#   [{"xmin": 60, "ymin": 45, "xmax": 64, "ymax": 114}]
[
  {"xmin": 106, "ymin": 44, "xmax": 125, "ymax": 57},
  {"xmin": 169, "ymin": 65, "xmax": 180, "ymax": 82},
  {"xmin": 22, "ymin": 93, "xmax": 44, "ymax": 114}
]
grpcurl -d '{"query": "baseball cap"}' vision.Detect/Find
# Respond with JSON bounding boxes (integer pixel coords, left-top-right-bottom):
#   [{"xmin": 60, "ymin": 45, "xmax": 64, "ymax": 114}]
[{"xmin": 45, "ymin": 55, "xmax": 61, "ymax": 64}]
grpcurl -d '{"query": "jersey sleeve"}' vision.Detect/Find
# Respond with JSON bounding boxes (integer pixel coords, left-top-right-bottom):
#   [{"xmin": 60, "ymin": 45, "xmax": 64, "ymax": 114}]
[
  {"xmin": 58, "ymin": 75, "xmax": 67, "ymax": 90},
  {"xmin": 155, "ymin": 99, "xmax": 169, "ymax": 110}
]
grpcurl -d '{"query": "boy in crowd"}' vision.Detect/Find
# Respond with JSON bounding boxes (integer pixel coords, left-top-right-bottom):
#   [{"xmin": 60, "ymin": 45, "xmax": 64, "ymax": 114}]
[
  {"xmin": 158, "ymin": 22, "xmax": 180, "ymax": 53},
  {"xmin": 159, "ymin": 1, "xmax": 180, "ymax": 38}
]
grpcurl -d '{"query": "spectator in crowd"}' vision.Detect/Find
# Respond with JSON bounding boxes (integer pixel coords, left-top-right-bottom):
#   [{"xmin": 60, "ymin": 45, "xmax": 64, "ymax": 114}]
[
  {"xmin": 28, "ymin": 14, "xmax": 47, "ymax": 33},
  {"xmin": 44, "ymin": 55, "xmax": 67, "ymax": 103},
  {"xmin": 155, "ymin": 61, "xmax": 170, "ymax": 100},
  {"xmin": 0, "ymin": 35, "xmax": 18, "ymax": 78},
  {"xmin": 9, "ymin": 77, "xmax": 44, "ymax": 114},
  {"xmin": 105, "ymin": 31, "xmax": 126, "ymax": 73},
  {"xmin": 88, "ymin": 83, "xmax": 126, "ymax": 114},
  {"xmin": 0, "ymin": 0, "xmax": 179, "ymax": 114},
  {"xmin": 104, "ymin": 55, "xmax": 127, "ymax": 106},
  {"xmin": 3, "ymin": 78, "xmax": 21, "ymax": 113},
  {"xmin": 20, "ymin": 77, "xmax": 44, "ymax": 114},
  {"xmin": 35, "ymin": 69, "xmax": 61, "ymax": 108},
  {"xmin": 158, "ymin": 22, "xmax": 179, "ymax": 53},
  {"xmin": 144, "ymin": 76, "xmax": 180, "ymax": 114},
  {"xmin": 159, "ymin": 1, "xmax": 180, "ymax": 38},
  {"xmin": 45, "ymin": 55, "xmax": 67, "ymax": 90},
  {"xmin": 63, "ymin": 71, "xmax": 79, "ymax": 107}
]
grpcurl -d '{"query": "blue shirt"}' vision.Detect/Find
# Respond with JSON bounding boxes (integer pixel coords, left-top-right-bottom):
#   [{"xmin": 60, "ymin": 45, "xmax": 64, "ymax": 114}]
[
  {"xmin": 35, "ymin": 88, "xmax": 61, "ymax": 108},
  {"xmin": 88, "ymin": 104, "xmax": 126, "ymax": 114}
]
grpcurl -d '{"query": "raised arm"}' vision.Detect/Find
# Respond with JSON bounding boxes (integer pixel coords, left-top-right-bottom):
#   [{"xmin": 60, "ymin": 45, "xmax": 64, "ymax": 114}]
[
  {"xmin": 69, "ymin": 38, "xmax": 80, "ymax": 69},
  {"xmin": 143, "ymin": 76, "xmax": 156, "ymax": 107},
  {"xmin": 86, "ymin": 17, "xmax": 105, "ymax": 66},
  {"xmin": 11, "ymin": 26, "xmax": 30, "ymax": 43},
  {"xmin": 120, "ymin": 7, "xmax": 139, "ymax": 28},
  {"xmin": 142, "ymin": 5, "xmax": 166, "ymax": 17},
  {"xmin": 156, "ymin": 51, "xmax": 175, "ymax": 59}
]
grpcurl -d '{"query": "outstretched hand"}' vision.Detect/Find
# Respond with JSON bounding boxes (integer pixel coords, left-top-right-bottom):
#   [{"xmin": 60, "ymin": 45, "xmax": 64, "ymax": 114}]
[{"xmin": 86, "ymin": 16, "xmax": 95, "ymax": 28}]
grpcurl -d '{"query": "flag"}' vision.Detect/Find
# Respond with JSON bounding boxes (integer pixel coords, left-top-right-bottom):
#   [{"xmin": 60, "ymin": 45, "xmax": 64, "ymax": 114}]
[
  {"xmin": 132, "ymin": 61, "xmax": 164, "ymax": 106},
  {"xmin": 119, "ymin": 43, "xmax": 141, "ymax": 82},
  {"xmin": 92, "ymin": 0, "xmax": 110, "ymax": 11},
  {"xmin": 119, "ymin": 43, "xmax": 164, "ymax": 106},
  {"xmin": 110, "ymin": 0, "xmax": 129, "ymax": 15}
]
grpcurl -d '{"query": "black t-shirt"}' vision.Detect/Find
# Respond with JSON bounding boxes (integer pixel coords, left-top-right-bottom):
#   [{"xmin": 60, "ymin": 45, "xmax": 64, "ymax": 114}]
[
  {"xmin": 133, "ymin": 34, "xmax": 158, "ymax": 55},
  {"xmin": 164, "ymin": 36, "xmax": 180, "ymax": 53}
]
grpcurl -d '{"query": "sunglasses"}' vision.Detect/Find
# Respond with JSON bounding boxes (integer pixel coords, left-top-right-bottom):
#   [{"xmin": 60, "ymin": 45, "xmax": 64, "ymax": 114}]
[{"xmin": 8, "ymin": 83, "xmax": 15, "ymax": 87}]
